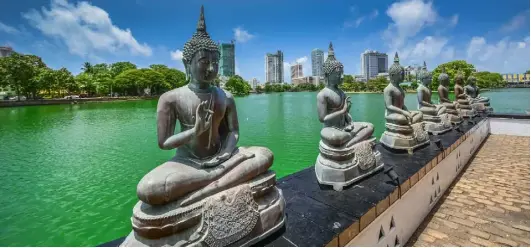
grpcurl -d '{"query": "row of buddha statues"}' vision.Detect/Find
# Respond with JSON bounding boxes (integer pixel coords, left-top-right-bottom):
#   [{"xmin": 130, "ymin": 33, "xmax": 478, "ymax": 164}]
[{"xmin": 119, "ymin": 6, "xmax": 493, "ymax": 247}]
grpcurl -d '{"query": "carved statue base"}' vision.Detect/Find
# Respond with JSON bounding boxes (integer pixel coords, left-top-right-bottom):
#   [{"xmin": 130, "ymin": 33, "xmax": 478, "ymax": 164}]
[
  {"xmin": 380, "ymin": 122, "xmax": 430, "ymax": 151},
  {"xmin": 315, "ymin": 137, "xmax": 384, "ymax": 191},
  {"xmin": 471, "ymin": 102, "xmax": 493, "ymax": 114},
  {"xmin": 423, "ymin": 114, "xmax": 452, "ymax": 135},
  {"xmin": 443, "ymin": 109, "xmax": 462, "ymax": 125},
  {"xmin": 120, "ymin": 171, "xmax": 285, "ymax": 247}
]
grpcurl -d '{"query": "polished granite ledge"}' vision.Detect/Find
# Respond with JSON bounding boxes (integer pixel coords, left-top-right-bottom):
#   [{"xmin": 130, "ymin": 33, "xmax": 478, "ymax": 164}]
[{"xmin": 99, "ymin": 114, "xmax": 488, "ymax": 247}]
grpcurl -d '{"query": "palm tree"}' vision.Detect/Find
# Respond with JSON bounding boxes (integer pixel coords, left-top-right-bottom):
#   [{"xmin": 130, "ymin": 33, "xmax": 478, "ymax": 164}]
[{"xmin": 82, "ymin": 62, "xmax": 93, "ymax": 74}]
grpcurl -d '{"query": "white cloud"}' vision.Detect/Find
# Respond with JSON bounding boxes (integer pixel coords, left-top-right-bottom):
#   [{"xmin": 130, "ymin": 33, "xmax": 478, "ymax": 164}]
[
  {"xmin": 233, "ymin": 27, "xmax": 254, "ymax": 43},
  {"xmin": 441, "ymin": 46, "xmax": 455, "ymax": 60},
  {"xmin": 22, "ymin": 0, "xmax": 152, "ymax": 58},
  {"xmin": 295, "ymin": 56, "xmax": 308, "ymax": 64},
  {"xmin": 383, "ymin": 0, "xmax": 437, "ymax": 48},
  {"xmin": 0, "ymin": 22, "xmax": 20, "ymax": 34},
  {"xmin": 466, "ymin": 36, "xmax": 530, "ymax": 73},
  {"xmin": 344, "ymin": 9, "xmax": 379, "ymax": 28},
  {"xmin": 500, "ymin": 11, "xmax": 529, "ymax": 33},
  {"xmin": 394, "ymin": 36, "xmax": 448, "ymax": 63},
  {"xmin": 370, "ymin": 9, "xmax": 379, "ymax": 19},
  {"xmin": 170, "ymin": 49, "xmax": 183, "ymax": 61},
  {"xmin": 449, "ymin": 14, "xmax": 459, "ymax": 27}
]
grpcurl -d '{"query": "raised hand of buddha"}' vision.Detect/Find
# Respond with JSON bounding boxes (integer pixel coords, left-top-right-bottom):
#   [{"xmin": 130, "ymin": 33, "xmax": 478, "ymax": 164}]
[
  {"xmin": 342, "ymin": 96, "xmax": 351, "ymax": 113},
  {"xmin": 194, "ymin": 101, "xmax": 214, "ymax": 136}
]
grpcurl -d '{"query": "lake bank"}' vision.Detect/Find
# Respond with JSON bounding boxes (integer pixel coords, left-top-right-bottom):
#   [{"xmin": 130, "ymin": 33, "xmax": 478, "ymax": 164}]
[{"xmin": 0, "ymin": 96, "xmax": 158, "ymax": 108}]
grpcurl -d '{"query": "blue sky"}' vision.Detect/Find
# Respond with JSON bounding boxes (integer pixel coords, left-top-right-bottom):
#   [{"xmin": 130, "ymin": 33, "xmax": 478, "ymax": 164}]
[{"xmin": 0, "ymin": 0, "xmax": 529, "ymax": 83}]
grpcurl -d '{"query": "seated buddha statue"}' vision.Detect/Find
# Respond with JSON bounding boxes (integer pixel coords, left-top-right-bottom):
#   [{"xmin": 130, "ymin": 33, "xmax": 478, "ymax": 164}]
[
  {"xmin": 380, "ymin": 52, "xmax": 429, "ymax": 151},
  {"xmin": 437, "ymin": 67, "xmax": 462, "ymax": 124},
  {"xmin": 416, "ymin": 62, "xmax": 452, "ymax": 135},
  {"xmin": 121, "ymin": 6, "xmax": 285, "ymax": 247},
  {"xmin": 454, "ymin": 70, "xmax": 476, "ymax": 118},
  {"xmin": 314, "ymin": 42, "xmax": 383, "ymax": 191},
  {"xmin": 465, "ymin": 74, "xmax": 493, "ymax": 113}
]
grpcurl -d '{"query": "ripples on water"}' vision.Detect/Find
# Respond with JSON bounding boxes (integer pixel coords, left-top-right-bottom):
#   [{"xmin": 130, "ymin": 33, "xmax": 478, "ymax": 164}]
[{"xmin": 0, "ymin": 88, "xmax": 528, "ymax": 246}]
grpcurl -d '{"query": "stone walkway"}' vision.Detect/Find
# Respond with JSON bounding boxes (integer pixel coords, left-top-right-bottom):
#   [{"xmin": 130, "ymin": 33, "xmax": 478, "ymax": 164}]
[{"xmin": 407, "ymin": 134, "xmax": 530, "ymax": 247}]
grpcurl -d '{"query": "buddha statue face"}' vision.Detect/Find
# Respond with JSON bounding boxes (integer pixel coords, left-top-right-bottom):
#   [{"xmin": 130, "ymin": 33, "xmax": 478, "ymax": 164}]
[
  {"xmin": 468, "ymin": 76, "xmax": 476, "ymax": 86},
  {"xmin": 389, "ymin": 67, "xmax": 404, "ymax": 84},
  {"xmin": 326, "ymin": 67, "xmax": 344, "ymax": 87},
  {"xmin": 389, "ymin": 53, "xmax": 404, "ymax": 84},
  {"xmin": 439, "ymin": 76, "xmax": 449, "ymax": 87},
  {"xmin": 186, "ymin": 49, "xmax": 219, "ymax": 86}
]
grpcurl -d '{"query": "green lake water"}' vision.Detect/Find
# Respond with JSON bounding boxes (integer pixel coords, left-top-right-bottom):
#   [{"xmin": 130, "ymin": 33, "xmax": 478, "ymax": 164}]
[{"xmin": 0, "ymin": 88, "xmax": 528, "ymax": 246}]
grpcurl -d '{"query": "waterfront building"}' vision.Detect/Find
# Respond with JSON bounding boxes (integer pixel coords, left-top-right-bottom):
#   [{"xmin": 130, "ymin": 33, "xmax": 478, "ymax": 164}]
[
  {"xmin": 265, "ymin": 50, "xmax": 284, "ymax": 83},
  {"xmin": 0, "ymin": 46, "xmax": 13, "ymax": 58},
  {"xmin": 251, "ymin": 78, "xmax": 260, "ymax": 89},
  {"xmin": 311, "ymin": 49, "xmax": 324, "ymax": 77},
  {"xmin": 292, "ymin": 76, "xmax": 323, "ymax": 86},
  {"xmin": 219, "ymin": 41, "xmax": 235, "ymax": 77},
  {"xmin": 290, "ymin": 63, "xmax": 303, "ymax": 81},
  {"xmin": 360, "ymin": 50, "xmax": 388, "ymax": 81}
]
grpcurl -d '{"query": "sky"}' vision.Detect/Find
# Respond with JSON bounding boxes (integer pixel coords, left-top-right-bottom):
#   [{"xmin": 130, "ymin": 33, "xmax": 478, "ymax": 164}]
[{"xmin": 0, "ymin": 0, "xmax": 529, "ymax": 83}]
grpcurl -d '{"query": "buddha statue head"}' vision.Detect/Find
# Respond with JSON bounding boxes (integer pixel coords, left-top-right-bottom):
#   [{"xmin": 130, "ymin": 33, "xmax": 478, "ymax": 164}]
[
  {"xmin": 182, "ymin": 6, "xmax": 220, "ymax": 88},
  {"xmin": 438, "ymin": 67, "xmax": 449, "ymax": 87},
  {"xmin": 455, "ymin": 70, "xmax": 465, "ymax": 86},
  {"xmin": 323, "ymin": 42, "xmax": 344, "ymax": 87},
  {"xmin": 389, "ymin": 52, "xmax": 405, "ymax": 85},
  {"xmin": 418, "ymin": 61, "xmax": 432, "ymax": 86},
  {"xmin": 467, "ymin": 73, "xmax": 477, "ymax": 86}
]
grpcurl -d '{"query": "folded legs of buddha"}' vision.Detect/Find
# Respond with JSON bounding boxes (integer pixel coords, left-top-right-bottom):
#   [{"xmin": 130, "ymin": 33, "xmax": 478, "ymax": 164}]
[{"xmin": 137, "ymin": 146, "xmax": 273, "ymax": 207}]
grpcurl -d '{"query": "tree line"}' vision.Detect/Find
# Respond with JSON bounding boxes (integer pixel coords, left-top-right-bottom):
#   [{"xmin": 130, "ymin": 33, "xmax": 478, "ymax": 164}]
[
  {"xmin": 0, "ymin": 52, "xmax": 187, "ymax": 99},
  {"xmin": 0, "ymin": 52, "xmax": 509, "ymax": 100}
]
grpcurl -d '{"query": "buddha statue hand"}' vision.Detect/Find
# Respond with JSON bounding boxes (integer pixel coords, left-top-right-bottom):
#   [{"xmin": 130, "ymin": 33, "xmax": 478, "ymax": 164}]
[
  {"xmin": 194, "ymin": 101, "xmax": 214, "ymax": 136},
  {"xmin": 342, "ymin": 96, "xmax": 351, "ymax": 113}
]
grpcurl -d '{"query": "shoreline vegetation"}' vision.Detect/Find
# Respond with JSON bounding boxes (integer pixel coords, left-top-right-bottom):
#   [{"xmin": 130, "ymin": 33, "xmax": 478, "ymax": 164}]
[{"xmin": 0, "ymin": 51, "xmax": 511, "ymax": 102}]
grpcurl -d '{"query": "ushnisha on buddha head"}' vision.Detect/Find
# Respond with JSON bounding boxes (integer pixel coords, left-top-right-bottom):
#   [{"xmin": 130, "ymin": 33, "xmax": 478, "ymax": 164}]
[
  {"xmin": 182, "ymin": 5, "xmax": 220, "ymax": 88},
  {"xmin": 323, "ymin": 42, "xmax": 344, "ymax": 87}
]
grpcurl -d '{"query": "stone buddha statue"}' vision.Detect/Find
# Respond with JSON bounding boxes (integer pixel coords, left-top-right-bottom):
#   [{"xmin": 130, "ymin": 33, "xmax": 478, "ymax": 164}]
[
  {"xmin": 380, "ymin": 52, "xmax": 429, "ymax": 151},
  {"xmin": 416, "ymin": 61, "xmax": 452, "ymax": 135},
  {"xmin": 120, "ymin": 6, "xmax": 285, "ymax": 247},
  {"xmin": 437, "ymin": 67, "xmax": 462, "ymax": 124},
  {"xmin": 454, "ymin": 70, "xmax": 476, "ymax": 118},
  {"xmin": 465, "ymin": 74, "xmax": 493, "ymax": 113},
  {"xmin": 314, "ymin": 42, "xmax": 383, "ymax": 191}
]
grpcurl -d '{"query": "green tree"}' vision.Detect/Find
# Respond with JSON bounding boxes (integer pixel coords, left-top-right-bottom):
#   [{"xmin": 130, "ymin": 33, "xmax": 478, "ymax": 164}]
[
  {"xmin": 341, "ymin": 75, "xmax": 355, "ymax": 92},
  {"xmin": 149, "ymin": 64, "xmax": 186, "ymax": 90},
  {"xmin": 255, "ymin": 85, "xmax": 264, "ymax": 93},
  {"xmin": 110, "ymin": 62, "xmax": 137, "ymax": 78},
  {"xmin": 115, "ymin": 68, "xmax": 165, "ymax": 96},
  {"xmin": 225, "ymin": 75, "xmax": 251, "ymax": 96},
  {"xmin": 366, "ymin": 76, "xmax": 388, "ymax": 92},
  {"xmin": 82, "ymin": 62, "xmax": 93, "ymax": 74},
  {"xmin": 0, "ymin": 52, "xmax": 47, "ymax": 99},
  {"xmin": 432, "ymin": 60, "xmax": 476, "ymax": 91},
  {"xmin": 76, "ymin": 72, "xmax": 96, "ymax": 96},
  {"xmin": 264, "ymin": 83, "xmax": 273, "ymax": 93}
]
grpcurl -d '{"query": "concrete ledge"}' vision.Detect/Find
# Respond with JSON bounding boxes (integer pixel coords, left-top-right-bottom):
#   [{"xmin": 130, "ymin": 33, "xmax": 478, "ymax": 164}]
[
  {"xmin": 99, "ymin": 116, "xmax": 488, "ymax": 247},
  {"xmin": 489, "ymin": 115, "xmax": 530, "ymax": 137}
]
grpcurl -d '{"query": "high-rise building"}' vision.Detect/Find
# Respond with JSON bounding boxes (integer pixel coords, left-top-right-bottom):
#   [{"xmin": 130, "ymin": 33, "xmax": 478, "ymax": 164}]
[
  {"xmin": 219, "ymin": 41, "xmax": 235, "ymax": 77},
  {"xmin": 360, "ymin": 50, "xmax": 388, "ymax": 81},
  {"xmin": 0, "ymin": 46, "xmax": 14, "ymax": 58},
  {"xmin": 311, "ymin": 49, "xmax": 324, "ymax": 77},
  {"xmin": 251, "ymin": 78, "xmax": 260, "ymax": 89},
  {"xmin": 265, "ymin": 50, "xmax": 284, "ymax": 83},
  {"xmin": 290, "ymin": 63, "xmax": 303, "ymax": 81}
]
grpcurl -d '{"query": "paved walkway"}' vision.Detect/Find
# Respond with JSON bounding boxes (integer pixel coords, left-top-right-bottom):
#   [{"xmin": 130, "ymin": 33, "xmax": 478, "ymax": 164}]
[{"xmin": 407, "ymin": 135, "xmax": 530, "ymax": 247}]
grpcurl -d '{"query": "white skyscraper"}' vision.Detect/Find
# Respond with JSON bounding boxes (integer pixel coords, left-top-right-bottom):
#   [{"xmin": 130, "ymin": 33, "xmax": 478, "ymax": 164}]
[
  {"xmin": 311, "ymin": 49, "xmax": 324, "ymax": 77},
  {"xmin": 360, "ymin": 50, "xmax": 388, "ymax": 81},
  {"xmin": 265, "ymin": 50, "xmax": 284, "ymax": 83}
]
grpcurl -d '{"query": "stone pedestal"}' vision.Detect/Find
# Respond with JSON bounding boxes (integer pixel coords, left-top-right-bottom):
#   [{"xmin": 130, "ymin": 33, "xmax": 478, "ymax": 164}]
[
  {"xmin": 380, "ymin": 122, "xmax": 430, "ymax": 151},
  {"xmin": 315, "ymin": 137, "xmax": 384, "ymax": 191},
  {"xmin": 422, "ymin": 114, "xmax": 452, "ymax": 135},
  {"xmin": 120, "ymin": 171, "xmax": 285, "ymax": 247}
]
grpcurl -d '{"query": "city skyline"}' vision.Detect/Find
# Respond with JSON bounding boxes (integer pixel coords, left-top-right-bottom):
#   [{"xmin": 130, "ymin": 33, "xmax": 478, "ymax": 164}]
[{"xmin": 0, "ymin": 0, "xmax": 529, "ymax": 83}]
